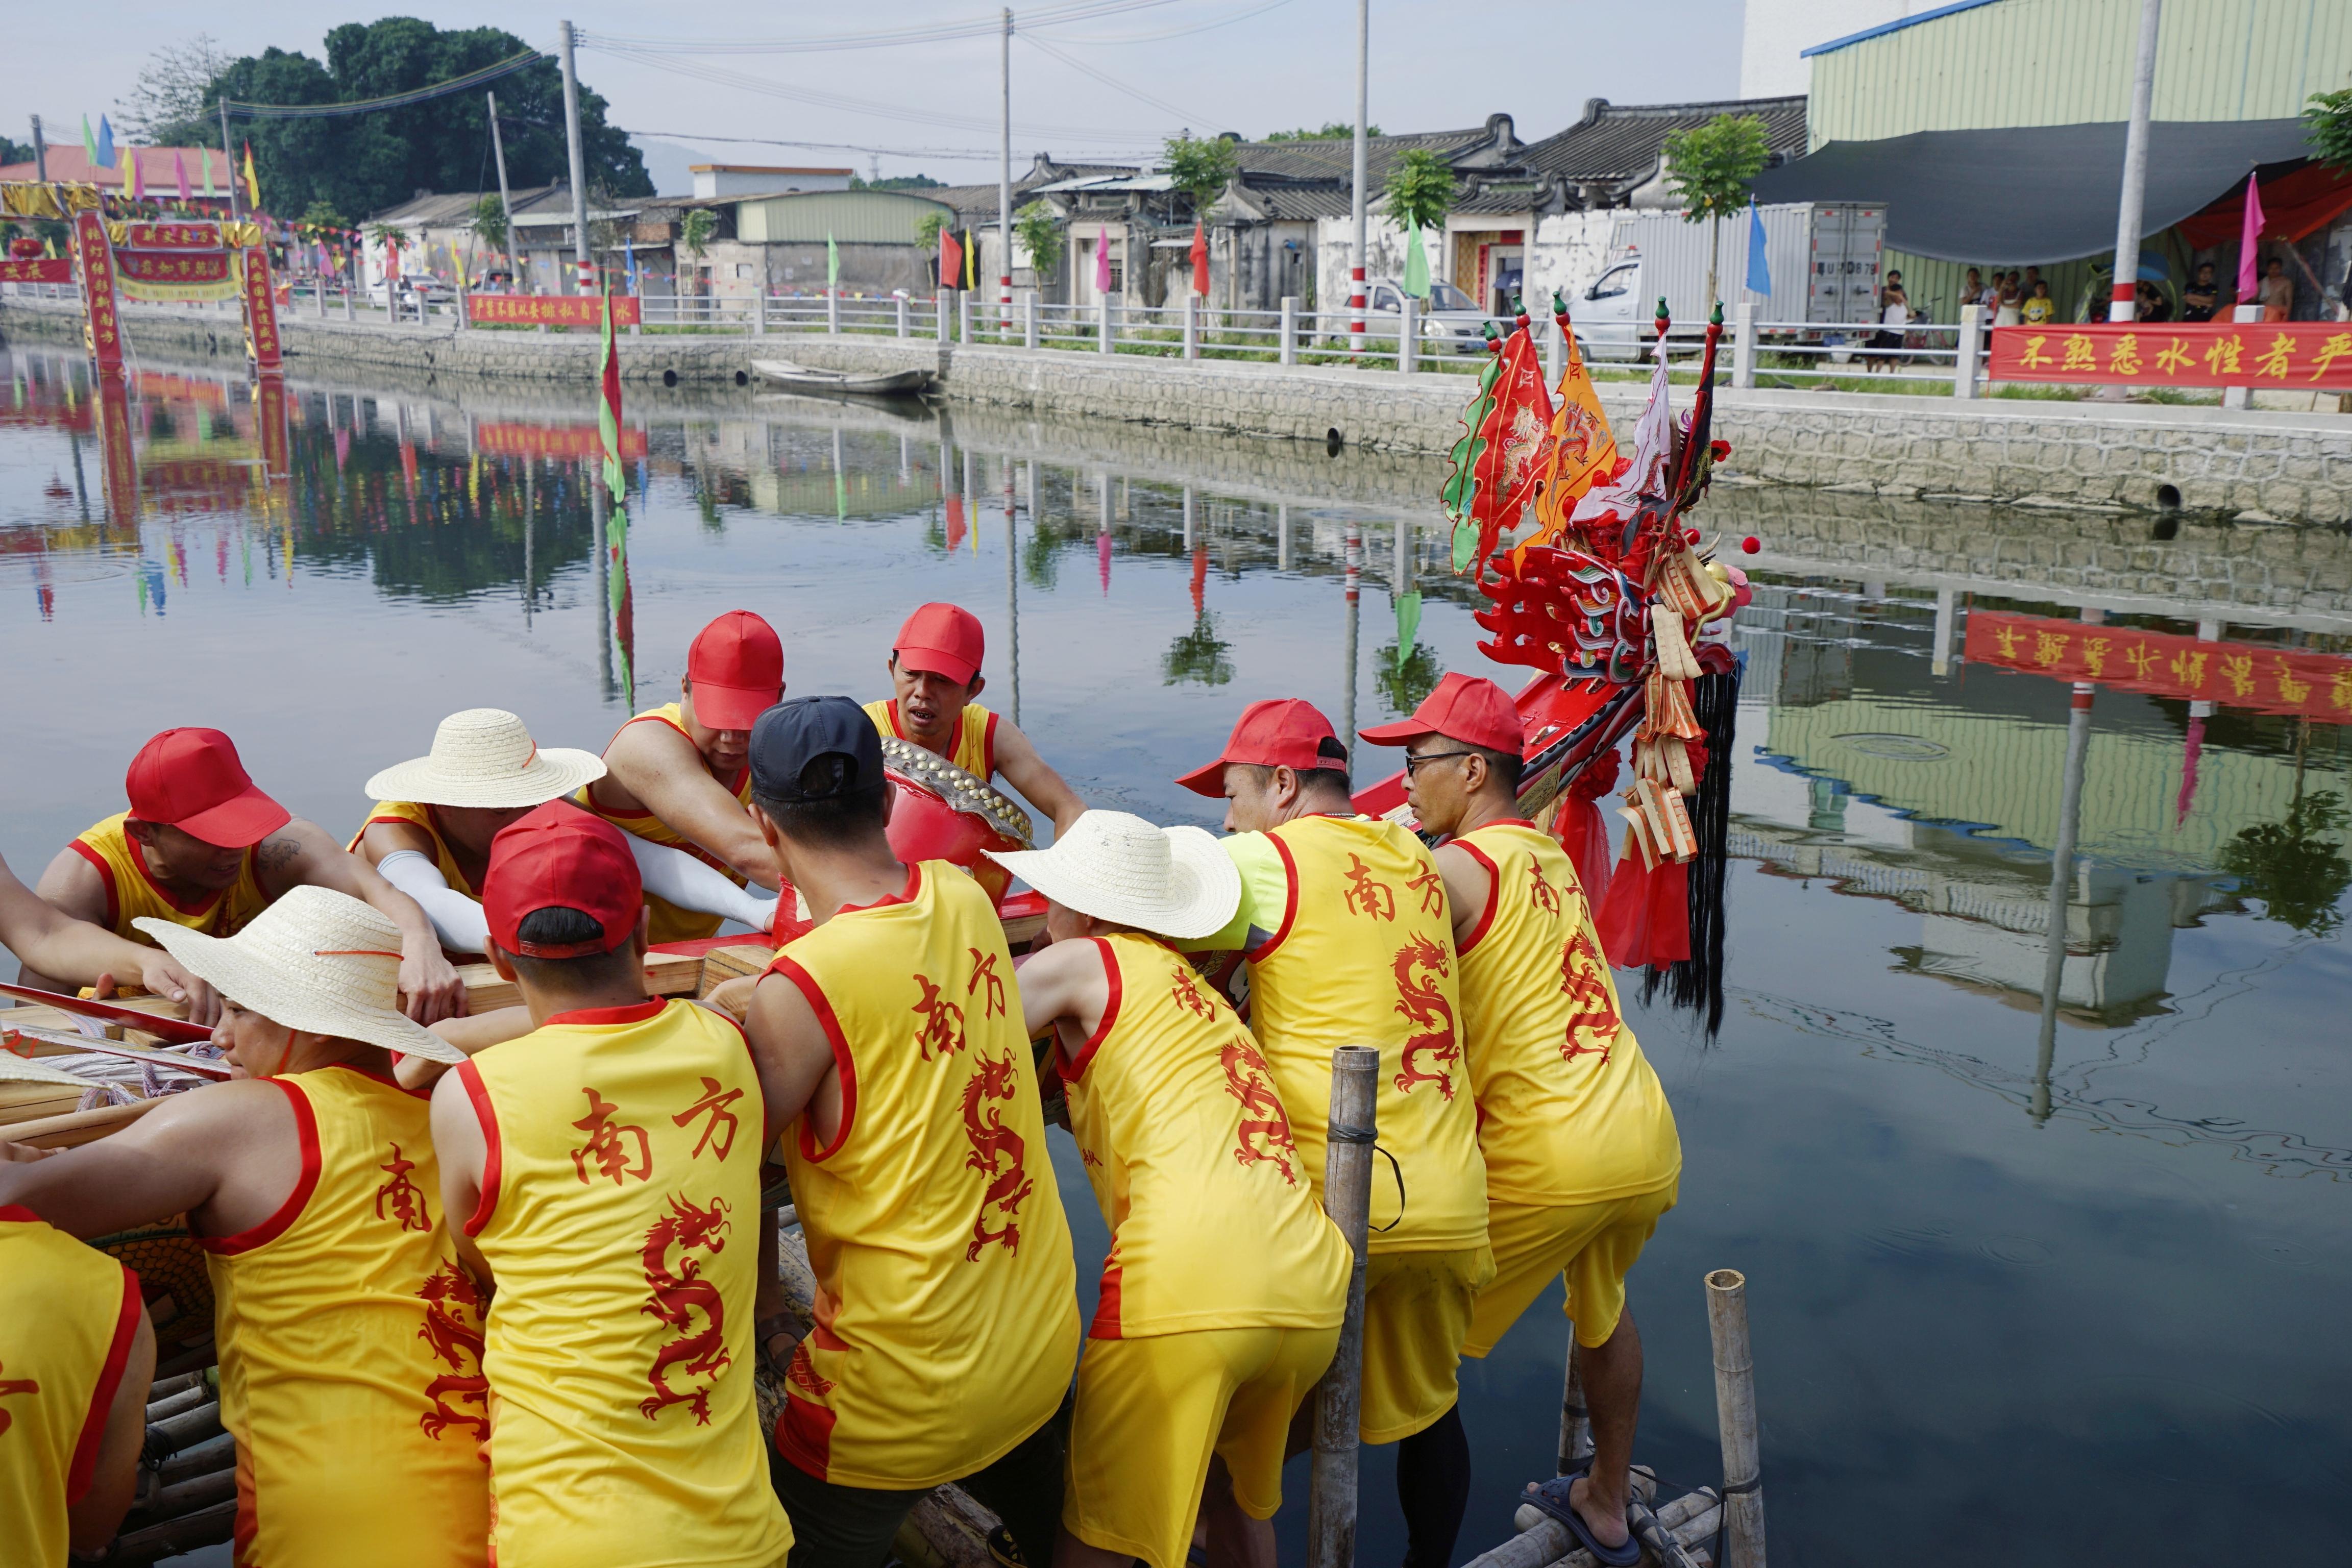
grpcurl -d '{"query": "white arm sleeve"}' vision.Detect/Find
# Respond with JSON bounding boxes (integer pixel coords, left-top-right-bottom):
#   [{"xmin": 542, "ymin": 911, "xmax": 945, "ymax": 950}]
[
  {"xmin": 376, "ymin": 849, "xmax": 490, "ymax": 954},
  {"xmin": 626, "ymin": 837, "xmax": 780, "ymax": 935}
]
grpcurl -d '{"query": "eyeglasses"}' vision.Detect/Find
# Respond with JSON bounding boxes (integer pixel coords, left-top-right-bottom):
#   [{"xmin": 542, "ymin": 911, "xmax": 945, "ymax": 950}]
[{"xmin": 1403, "ymin": 749, "xmax": 1480, "ymax": 774}]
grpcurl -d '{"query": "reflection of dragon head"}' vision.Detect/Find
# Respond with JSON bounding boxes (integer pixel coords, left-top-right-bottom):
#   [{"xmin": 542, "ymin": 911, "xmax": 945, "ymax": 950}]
[{"xmin": 1474, "ymin": 545, "xmax": 1648, "ymax": 685}]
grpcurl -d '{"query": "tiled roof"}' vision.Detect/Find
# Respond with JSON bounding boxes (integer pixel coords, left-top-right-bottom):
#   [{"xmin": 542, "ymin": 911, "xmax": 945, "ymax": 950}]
[
  {"xmin": 366, "ymin": 185, "xmax": 568, "ymax": 226},
  {"xmin": 0, "ymin": 146, "xmax": 234, "ymax": 191},
  {"xmin": 1516, "ymin": 96, "xmax": 1809, "ymax": 187},
  {"xmin": 1232, "ymin": 126, "xmax": 1495, "ymax": 186}
]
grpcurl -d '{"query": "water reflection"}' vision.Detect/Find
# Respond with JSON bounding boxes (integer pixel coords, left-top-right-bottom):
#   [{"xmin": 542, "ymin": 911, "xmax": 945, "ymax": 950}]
[{"xmin": 4, "ymin": 344, "xmax": 2349, "ymax": 1562}]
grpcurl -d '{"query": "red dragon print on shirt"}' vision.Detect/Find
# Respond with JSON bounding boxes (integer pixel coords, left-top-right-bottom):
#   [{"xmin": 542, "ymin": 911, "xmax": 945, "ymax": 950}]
[
  {"xmin": 639, "ymin": 1195, "xmax": 733, "ymax": 1425},
  {"xmin": 1558, "ymin": 927, "xmax": 1619, "ymax": 1066},
  {"xmin": 1218, "ymin": 1037, "xmax": 1300, "ymax": 1185},
  {"xmin": 414, "ymin": 1263, "xmax": 489, "ymax": 1442},
  {"xmin": 961, "ymin": 1047, "xmax": 1035, "ymax": 1260},
  {"xmin": 1391, "ymin": 933, "xmax": 1461, "ymax": 1098}
]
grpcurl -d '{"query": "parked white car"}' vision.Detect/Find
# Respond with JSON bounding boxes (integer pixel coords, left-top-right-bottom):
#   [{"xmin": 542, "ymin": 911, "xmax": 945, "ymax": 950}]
[{"xmin": 1344, "ymin": 277, "xmax": 1496, "ymax": 352}]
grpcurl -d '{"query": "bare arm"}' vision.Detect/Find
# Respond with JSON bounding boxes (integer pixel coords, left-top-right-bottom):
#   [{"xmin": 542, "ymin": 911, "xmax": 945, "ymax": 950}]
[
  {"xmin": 1011, "ymin": 937, "xmax": 1109, "ymax": 1045},
  {"xmin": 392, "ymin": 1006, "xmax": 536, "ymax": 1092},
  {"xmin": 428, "ymin": 1070, "xmax": 495, "ymax": 1286},
  {"xmin": 1, "ymin": 852, "xmax": 218, "ymax": 1022},
  {"xmin": 0, "ymin": 1079, "xmax": 298, "ymax": 1240},
  {"xmin": 67, "ymin": 1304, "xmax": 155, "ymax": 1552},
  {"xmin": 601, "ymin": 724, "xmax": 780, "ymax": 891},
  {"xmin": 1432, "ymin": 841, "xmax": 1492, "ymax": 950},
  {"xmin": 991, "ymin": 720, "xmax": 1087, "ymax": 836},
  {"xmin": 256, "ymin": 819, "xmax": 465, "ymax": 1023},
  {"xmin": 743, "ymin": 973, "xmax": 849, "ymax": 1153}
]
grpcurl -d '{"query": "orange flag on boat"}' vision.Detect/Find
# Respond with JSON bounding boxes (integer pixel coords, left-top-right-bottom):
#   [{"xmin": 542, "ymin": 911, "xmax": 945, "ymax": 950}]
[{"xmin": 1526, "ymin": 299, "xmax": 1626, "ymax": 554}]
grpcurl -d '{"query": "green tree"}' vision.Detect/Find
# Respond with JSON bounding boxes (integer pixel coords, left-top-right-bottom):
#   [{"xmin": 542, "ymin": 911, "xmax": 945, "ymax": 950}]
[
  {"xmin": 2220, "ymin": 790, "xmax": 2349, "ymax": 936},
  {"xmin": 1377, "ymin": 642, "xmax": 1444, "ymax": 715},
  {"xmin": 0, "ymin": 136, "xmax": 32, "ymax": 165},
  {"xmin": 1660, "ymin": 112, "xmax": 1772, "ymax": 313},
  {"xmin": 296, "ymin": 199, "xmax": 347, "ymax": 236},
  {"xmin": 2306, "ymin": 87, "xmax": 2352, "ymax": 170},
  {"xmin": 679, "ymin": 207, "xmax": 717, "ymax": 296},
  {"xmin": 116, "ymin": 35, "xmax": 235, "ymax": 144},
  {"xmin": 857, "ymin": 173, "xmax": 943, "ymax": 190},
  {"xmin": 201, "ymin": 20, "xmax": 649, "ymax": 223},
  {"xmin": 1163, "ymin": 614, "xmax": 1235, "ymax": 686},
  {"xmin": 1014, "ymin": 201, "xmax": 1064, "ymax": 278},
  {"xmin": 1264, "ymin": 121, "xmax": 1379, "ymax": 141},
  {"xmin": 1161, "ymin": 133, "xmax": 1237, "ymax": 211},
  {"xmin": 470, "ymin": 193, "xmax": 508, "ymax": 250},
  {"xmin": 1381, "ymin": 148, "xmax": 1455, "ymax": 231}
]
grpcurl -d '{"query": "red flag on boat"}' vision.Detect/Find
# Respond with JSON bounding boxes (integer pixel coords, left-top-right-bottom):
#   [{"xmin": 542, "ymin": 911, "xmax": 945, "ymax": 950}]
[{"xmin": 1457, "ymin": 317, "xmax": 1554, "ymax": 576}]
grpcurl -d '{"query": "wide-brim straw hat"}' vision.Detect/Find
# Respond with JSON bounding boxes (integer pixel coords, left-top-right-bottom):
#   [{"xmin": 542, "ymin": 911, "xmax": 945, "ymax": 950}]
[
  {"xmin": 135, "ymin": 887, "xmax": 465, "ymax": 1064},
  {"xmin": 363, "ymin": 708, "xmax": 605, "ymax": 810},
  {"xmin": 985, "ymin": 810, "xmax": 1239, "ymax": 940}
]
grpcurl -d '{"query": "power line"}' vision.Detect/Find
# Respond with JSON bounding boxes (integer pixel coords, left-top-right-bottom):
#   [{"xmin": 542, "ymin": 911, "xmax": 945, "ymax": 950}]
[
  {"xmin": 1019, "ymin": 33, "xmax": 1228, "ymax": 134},
  {"xmin": 1046, "ymin": 0, "xmax": 1296, "ymax": 45},
  {"xmin": 222, "ymin": 49, "xmax": 544, "ymax": 119},
  {"xmin": 628, "ymin": 130, "xmax": 1149, "ymax": 164},
  {"xmin": 581, "ymin": 0, "xmax": 1186, "ymax": 55}
]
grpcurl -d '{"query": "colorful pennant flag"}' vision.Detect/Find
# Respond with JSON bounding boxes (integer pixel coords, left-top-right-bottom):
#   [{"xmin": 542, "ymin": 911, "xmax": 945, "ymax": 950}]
[
  {"xmin": 95, "ymin": 116, "xmax": 115, "ymax": 169},
  {"xmin": 961, "ymin": 229, "xmax": 976, "ymax": 290},
  {"xmin": 1744, "ymin": 197, "xmax": 1771, "ymax": 296},
  {"xmin": 81, "ymin": 114, "xmax": 97, "ymax": 168},
  {"xmin": 2236, "ymin": 174, "xmax": 2264, "ymax": 302},
  {"xmin": 241, "ymin": 141, "xmax": 259, "ymax": 209},
  {"xmin": 203, "ymin": 150, "xmax": 217, "ymax": 200},
  {"xmin": 1403, "ymin": 226, "xmax": 1430, "ymax": 299},
  {"xmin": 1527, "ymin": 296, "xmax": 1626, "ymax": 552}
]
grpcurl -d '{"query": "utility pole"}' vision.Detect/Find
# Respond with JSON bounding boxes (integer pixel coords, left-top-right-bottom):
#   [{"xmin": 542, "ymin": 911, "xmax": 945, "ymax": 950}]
[
  {"xmin": 488, "ymin": 91, "xmax": 523, "ymax": 288},
  {"xmin": 558, "ymin": 20, "xmax": 592, "ymax": 295},
  {"xmin": 2101, "ymin": 0, "xmax": 2162, "ymax": 398},
  {"xmin": 220, "ymin": 101, "xmax": 242, "ymax": 222},
  {"xmin": 999, "ymin": 8, "xmax": 1015, "ymax": 333},
  {"xmin": 1349, "ymin": 0, "xmax": 1368, "ymax": 354},
  {"xmin": 29, "ymin": 115, "xmax": 45, "ymax": 181}
]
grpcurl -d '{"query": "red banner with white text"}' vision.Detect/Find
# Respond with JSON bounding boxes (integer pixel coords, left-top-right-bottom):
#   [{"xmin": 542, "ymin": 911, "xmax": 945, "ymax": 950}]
[
  {"xmin": 1965, "ymin": 610, "xmax": 2352, "ymax": 723},
  {"xmin": 1989, "ymin": 322, "xmax": 2352, "ymax": 388},
  {"xmin": 468, "ymin": 293, "xmax": 641, "ymax": 328}
]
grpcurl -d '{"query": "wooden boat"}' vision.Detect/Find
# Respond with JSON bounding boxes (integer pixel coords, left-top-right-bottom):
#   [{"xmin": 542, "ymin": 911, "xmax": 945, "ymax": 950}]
[{"xmin": 750, "ymin": 358, "xmax": 933, "ymax": 398}]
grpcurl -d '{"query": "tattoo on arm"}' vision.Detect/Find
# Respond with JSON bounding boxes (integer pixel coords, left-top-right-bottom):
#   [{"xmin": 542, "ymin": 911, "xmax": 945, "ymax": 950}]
[{"xmin": 257, "ymin": 836, "xmax": 303, "ymax": 873}]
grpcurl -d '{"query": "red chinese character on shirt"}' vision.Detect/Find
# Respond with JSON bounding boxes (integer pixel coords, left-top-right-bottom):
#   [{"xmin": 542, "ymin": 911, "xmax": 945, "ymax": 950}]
[
  {"xmin": 0, "ymin": 1362, "xmax": 39, "ymax": 1437},
  {"xmin": 913, "ymin": 972, "xmax": 968, "ymax": 1060},
  {"xmin": 1342, "ymin": 854, "xmax": 1397, "ymax": 921},
  {"xmin": 570, "ymin": 1088, "xmax": 653, "ymax": 1185},
  {"xmin": 1170, "ymin": 960, "xmax": 1216, "ymax": 1020},
  {"xmin": 1408, "ymin": 867, "xmax": 1447, "ymax": 916},
  {"xmin": 375, "ymin": 1142, "xmax": 432, "ymax": 1232},
  {"xmin": 673, "ymin": 1076, "xmax": 743, "ymax": 1161},
  {"xmin": 967, "ymin": 949, "xmax": 1007, "ymax": 1019}
]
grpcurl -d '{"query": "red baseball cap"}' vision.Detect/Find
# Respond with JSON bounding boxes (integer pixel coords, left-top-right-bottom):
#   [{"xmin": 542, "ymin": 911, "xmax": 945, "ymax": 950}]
[
  {"xmin": 482, "ymin": 802, "xmax": 643, "ymax": 959},
  {"xmin": 688, "ymin": 610, "xmax": 786, "ymax": 733},
  {"xmin": 892, "ymin": 603, "xmax": 985, "ymax": 686},
  {"xmin": 1175, "ymin": 699, "xmax": 1341, "ymax": 797},
  {"xmin": 1359, "ymin": 672, "xmax": 1526, "ymax": 755},
  {"xmin": 124, "ymin": 728, "xmax": 291, "ymax": 849}
]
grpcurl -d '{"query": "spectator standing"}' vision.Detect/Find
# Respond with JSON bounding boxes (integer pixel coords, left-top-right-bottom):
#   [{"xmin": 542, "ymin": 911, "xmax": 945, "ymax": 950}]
[
  {"xmin": 2020, "ymin": 280, "xmax": 2056, "ymax": 327},
  {"xmin": 1994, "ymin": 272, "xmax": 2023, "ymax": 328},
  {"xmin": 2181, "ymin": 263, "xmax": 2220, "ymax": 322},
  {"xmin": 1867, "ymin": 271, "xmax": 1909, "ymax": 372},
  {"xmin": 2259, "ymin": 256, "xmax": 2293, "ymax": 322}
]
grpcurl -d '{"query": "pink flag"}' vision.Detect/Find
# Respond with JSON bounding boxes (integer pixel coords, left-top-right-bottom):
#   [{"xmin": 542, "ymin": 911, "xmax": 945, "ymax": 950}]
[
  {"xmin": 2237, "ymin": 174, "xmax": 2264, "ymax": 303},
  {"xmin": 174, "ymin": 150, "xmax": 190, "ymax": 203},
  {"xmin": 1094, "ymin": 226, "xmax": 1111, "ymax": 294}
]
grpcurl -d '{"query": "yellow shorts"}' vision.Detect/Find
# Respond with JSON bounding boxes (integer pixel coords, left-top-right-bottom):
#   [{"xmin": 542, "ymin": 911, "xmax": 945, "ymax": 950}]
[
  {"xmin": 1064, "ymin": 1322, "xmax": 1339, "ymax": 1568},
  {"xmin": 1461, "ymin": 1183, "xmax": 1677, "ymax": 1358},
  {"xmin": 1357, "ymin": 1246, "xmax": 1494, "ymax": 1446}
]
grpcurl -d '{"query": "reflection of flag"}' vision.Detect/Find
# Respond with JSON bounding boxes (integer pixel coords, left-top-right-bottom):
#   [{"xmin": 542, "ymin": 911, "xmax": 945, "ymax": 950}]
[
  {"xmin": 598, "ymin": 278, "xmax": 634, "ymax": 703},
  {"xmin": 945, "ymin": 491, "xmax": 965, "ymax": 552},
  {"xmin": 1190, "ymin": 221, "xmax": 1208, "ymax": 298},
  {"xmin": 1745, "ymin": 197, "xmax": 1771, "ymax": 296},
  {"xmin": 1394, "ymin": 590, "xmax": 1422, "ymax": 669},
  {"xmin": 1403, "ymin": 226, "xmax": 1429, "ymax": 299}
]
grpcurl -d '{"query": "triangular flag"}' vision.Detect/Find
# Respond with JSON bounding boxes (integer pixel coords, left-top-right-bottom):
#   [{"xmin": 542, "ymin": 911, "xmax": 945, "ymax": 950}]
[
  {"xmin": 1745, "ymin": 198, "xmax": 1772, "ymax": 296},
  {"xmin": 96, "ymin": 116, "xmax": 115, "ymax": 169},
  {"xmin": 1190, "ymin": 220, "xmax": 1208, "ymax": 298},
  {"xmin": 241, "ymin": 141, "xmax": 259, "ymax": 208},
  {"xmin": 1403, "ymin": 226, "xmax": 1430, "ymax": 299},
  {"xmin": 1394, "ymin": 591, "xmax": 1423, "ymax": 669},
  {"xmin": 81, "ymin": 114, "xmax": 97, "ymax": 168},
  {"xmin": 1527, "ymin": 296, "xmax": 1625, "ymax": 552},
  {"xmin": 827, "ymin": 231, "xmax": 839, "ymax": 289}
]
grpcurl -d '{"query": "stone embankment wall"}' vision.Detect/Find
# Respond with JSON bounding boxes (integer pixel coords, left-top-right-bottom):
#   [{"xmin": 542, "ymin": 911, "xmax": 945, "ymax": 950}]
[{"xmin": 6, "ymin": 296, "xmax": 2348, "ymax": 523}]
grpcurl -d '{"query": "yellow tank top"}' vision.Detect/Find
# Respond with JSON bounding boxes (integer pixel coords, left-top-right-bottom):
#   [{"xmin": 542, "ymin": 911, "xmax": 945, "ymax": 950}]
[
  {"xmin": 0, "ymin": 1209, "xmax": 141, "ymax": 1568},
  {"xmin": 765, "ymin": 861, "xmax": 1079, "ymax": 1489},
  {"xmin": 1453, "ymin": 822, "xmax": 1681, "ymax": 1205},
  {"xmin": 70, "ymin": 812, "xmax": 271, "ymax": 945},
  {"xmin": 459, "ymin": 999, "xmax": 789, "ymax": 1568},
  {"xmin": 200, "ymin": 1064, "xmax": 491, "ymax": 1568},
  {"xmin": 1243, "ymin": 815, "xmax": 1489, "ymax": 1254},
  {"xmin": 863, "ymin": 698, "xmax": 998, "ymax": 780},
  {"xmin": 1065, "ymin": 932, "xmax": 1351, "ymax": 1339},
  {"xmin": 575, "ymin": 702, "xmax": 755, "ymax": 945},
  {"xmin": 348, "ymin": 800, "xmax": 476, "ymax": 896}
]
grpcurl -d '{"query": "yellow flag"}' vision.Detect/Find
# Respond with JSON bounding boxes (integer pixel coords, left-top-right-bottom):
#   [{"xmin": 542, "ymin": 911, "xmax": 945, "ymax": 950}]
[{"xmin": 241, "ymin": 142, "xmax": 260, "ymax": 208}]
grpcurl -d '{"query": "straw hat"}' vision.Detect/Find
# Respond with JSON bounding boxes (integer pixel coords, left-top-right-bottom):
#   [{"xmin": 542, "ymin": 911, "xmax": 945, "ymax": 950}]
[
  {"xmin": 362, "ymin": 708, "xmax": 605, "ymax": 810},
  {"xmin": 134, "ymin": 888, "xmax": 466, "ymax": 1064},
  {"xmin": 985, "ymin": 811, "xmax": 1239, "ymax": 940}
]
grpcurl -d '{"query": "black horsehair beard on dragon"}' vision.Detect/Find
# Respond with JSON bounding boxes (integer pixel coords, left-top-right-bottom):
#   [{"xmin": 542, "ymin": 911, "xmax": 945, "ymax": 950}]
[{"xmin": 1639, "ymin": 662, "xmax": 1739, "ymax": 1039}]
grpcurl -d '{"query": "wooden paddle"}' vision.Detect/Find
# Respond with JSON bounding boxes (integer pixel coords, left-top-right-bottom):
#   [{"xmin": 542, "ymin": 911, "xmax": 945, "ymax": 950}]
[
  {"xmin": 3, "ymin": 1025, "xmax": 234, "ymax": 1080},
  {"xmin": 0, "ymin": 981, "xmax": 212, "ymax": 1045}
]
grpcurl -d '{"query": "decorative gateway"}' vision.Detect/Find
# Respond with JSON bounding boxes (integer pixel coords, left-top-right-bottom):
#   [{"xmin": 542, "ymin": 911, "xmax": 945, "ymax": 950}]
[{"xmin": 1355, "ymin": 294, "xmax": 1752, "ymax": 1033}]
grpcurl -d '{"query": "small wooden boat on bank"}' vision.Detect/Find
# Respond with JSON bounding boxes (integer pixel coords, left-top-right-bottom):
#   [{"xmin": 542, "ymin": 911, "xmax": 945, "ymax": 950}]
[{"xmin": 751, "ymin": 358, "xmax": 932, "ymax": 398}]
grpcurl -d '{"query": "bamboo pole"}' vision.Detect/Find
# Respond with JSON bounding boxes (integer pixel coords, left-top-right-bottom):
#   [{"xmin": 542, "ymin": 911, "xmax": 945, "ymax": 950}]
[
  {"xmin": 1481, "ymin": 1477, "xmax": 1697, "ymax": 1568},
  {"xmin": 1706, "ymin": 1268, "xmax": 1765, "ymax": 1568},
  {"xmin": 1306, "ymin": 1045, "xmax": 1379, "ymax": 1568},
  {"xmin": 2, "ymin": 1097, "xmax": 158, "ymax": 1147},
  {"xmin": 1557, "ymin": 1336, "xmax": 1591, "ymax": 1475}
]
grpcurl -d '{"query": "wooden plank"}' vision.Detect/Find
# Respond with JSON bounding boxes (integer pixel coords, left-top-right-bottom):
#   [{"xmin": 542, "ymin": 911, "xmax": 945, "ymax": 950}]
[
  {"xmin": 699, "ymin": 943, "xmax": 776, "ymax": 990},
  {"xmin": 2, "ymin": 1098, "xmax": 159, "ymax": 1148},
  {"xmin": 452, "ymin": 948, "xmax": 705, "ymax": 1014}
]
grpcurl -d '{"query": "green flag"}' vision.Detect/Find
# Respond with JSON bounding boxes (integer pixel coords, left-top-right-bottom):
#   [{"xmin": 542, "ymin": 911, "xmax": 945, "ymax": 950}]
[
  {"xmin": 203, "ymin": 149, "xmax": 217, "ymax": 200},
  {"xmin": 1403, "ymin": 226, "xmax": 1430, "ymax": 299},
  {"xmin": 81, "ymin": 115, "xmax": 97, "ymax": 169},
  {"xmin": 1394, "ymin": 591, "xmax": 1423, "ymax": 669},
  {"xmin": 826, "ymin": 232, "xmax": 839, "ymax": 288}
]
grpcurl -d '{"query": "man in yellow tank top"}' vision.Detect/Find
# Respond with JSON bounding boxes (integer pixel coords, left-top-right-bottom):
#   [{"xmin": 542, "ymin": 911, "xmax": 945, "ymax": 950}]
[
  {"xmin": 988, "ymin": 811, "xmax": 1352, "ymax": 1568},
  {"xmin": 428, "ymin": 804, "xmax": 792, "ymax": 1568},
  {"xmin": 0, "ymin": 846, "xmax": 211, "ymax": 1016},
  {"xmin": 1175, "ymin": 699, "xmax": 1491, "ymax": 1568},
  {"xmin": 865, "ymin": 602, "xmax": 1086, "ymax": 834},
  {"xmin": 0, "ymin": 887, "xmax": 489, "ymax": 1568},
  {"xmin": 577, "ymin": 609, "xmax": 790, "ymax": 942},
  {"xmin": 355, "ymin": 707, "xmax": 777, "ymax": 954},
  {"xmin": 1363, "ymin": 673, "xmax": 1682, "ymax": 1568},
  {"xmin": 739, "ymin": 697, "xmax": 1078, "ymax": 1568},
  {"xmin": 0, "ymin": 1208, "xmax": 154, "ymax": 1563},
  {"xmin": 26, "ymin": 726, "xmax": 466, "ymax": 1024}
]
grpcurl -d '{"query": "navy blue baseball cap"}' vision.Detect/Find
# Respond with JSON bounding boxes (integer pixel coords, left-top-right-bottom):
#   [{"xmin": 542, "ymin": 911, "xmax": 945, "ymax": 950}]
[{"xmin": 750, "ymin": 695, "xmax": 884, "ymax": 802}]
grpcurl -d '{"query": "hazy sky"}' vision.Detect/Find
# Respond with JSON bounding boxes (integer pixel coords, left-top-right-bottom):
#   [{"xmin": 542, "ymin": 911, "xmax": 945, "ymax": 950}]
[{"xmin": 16, "ymin": 0, "xmax": 1751, "ymax": 183}]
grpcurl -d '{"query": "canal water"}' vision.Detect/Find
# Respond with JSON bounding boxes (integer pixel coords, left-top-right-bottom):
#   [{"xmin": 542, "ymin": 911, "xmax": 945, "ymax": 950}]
[{"xmin": 3, "ymin": 346, "xmax": 2346, "ymax": 1566}]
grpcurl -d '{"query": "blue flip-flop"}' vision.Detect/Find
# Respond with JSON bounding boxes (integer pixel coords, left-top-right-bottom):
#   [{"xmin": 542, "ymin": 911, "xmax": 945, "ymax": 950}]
[{"xmin": 1522, "ymin": 1470, "xmax": 1641, "ymax": 1568}]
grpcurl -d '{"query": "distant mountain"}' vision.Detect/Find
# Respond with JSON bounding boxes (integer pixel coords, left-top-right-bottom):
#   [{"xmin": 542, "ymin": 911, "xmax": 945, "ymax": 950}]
[{"xmin": 630, "ymin": 137, "xmax": 712, "ymax": 198}]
